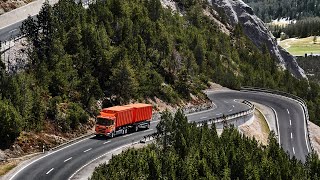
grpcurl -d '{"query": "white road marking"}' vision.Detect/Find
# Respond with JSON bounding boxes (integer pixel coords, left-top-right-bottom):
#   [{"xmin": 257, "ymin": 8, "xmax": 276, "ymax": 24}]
[
  {"xmin": 103, "ymin": 141, "xmax": 111, "ymax": 144},
  {"xmin": 232, "ymin": 105, "xmax": 235, "ymax": 108},
  {"xmin": 64, "ymin": 157, "xmax": 72, "ymax": 162},
  {"xmin": 224, "ymin": 101, "xmax": 228, "ymax": 103},
  {"xmin": 300, "ymin": 104, "xmax": 310, "ymax": 153},
  {"xmin": 68, "ymin": 141, "xmax": 141, "ymax": 180},
  {"xmin": 216, "ymin": 113, "xmax": 222, "ymax": 116},
  {"xmin": 269, "ymin": 106, "xmax": 281, "ymax": 145},
  {"xmin": 9, "ymin": 135, "xmax": 94, "ymax": 180},
  {"xmin": 289, "ymin": 119, "xmax": 292, "ymax": 126},
  {"xmin": 293, "ymin": 147, "xmax": 295, "ymax": 154},
  {"xmin": 46, "ymin": 168, "xmax": 54, "ymax": 175},
  {"xmin": 291, "ymin": 133, "xmax": 293, "ymax": 139},
  {"xmin": 83, "ymin": 148, "xmax": 92, "ymax": 153},
  {"xmin": 9, "ymin": 29, "xmax": 17, "ymax": 34},
  {"xmin": 123, "ymin": 133, "xmax": 133, "ymax": 138},
  {"xmin": 200, "ymin": 116, "xmax": 207, "ymax": 119},
  {"xmin": 228, "ymin": 109, "xmax": 233, "ymax": 112},
  {"xmin": 287, "ymin": 109, "xmax": 290, "ymax": 114},
  {"xmin": 144, "ymin": 129, "xmax": 154, "ymax": 132}
]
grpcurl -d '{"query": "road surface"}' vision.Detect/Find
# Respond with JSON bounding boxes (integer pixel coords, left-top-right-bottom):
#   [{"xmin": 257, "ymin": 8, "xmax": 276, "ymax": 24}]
[{"xmin": 8, "ymin": 90, "xmax": 310, "ymax": 180}]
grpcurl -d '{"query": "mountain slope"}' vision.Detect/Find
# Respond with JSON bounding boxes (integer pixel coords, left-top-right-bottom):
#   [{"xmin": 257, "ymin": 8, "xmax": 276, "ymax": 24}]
[{"xmin": 211, "ymin": 0, "xmax": 306, "ymax": 79}]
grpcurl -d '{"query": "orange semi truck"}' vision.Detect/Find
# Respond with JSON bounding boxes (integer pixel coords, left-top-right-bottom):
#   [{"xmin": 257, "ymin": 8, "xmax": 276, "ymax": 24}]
[{"xmin": 95, "ymin": 103, "xmax": 153, "ymax": 138}]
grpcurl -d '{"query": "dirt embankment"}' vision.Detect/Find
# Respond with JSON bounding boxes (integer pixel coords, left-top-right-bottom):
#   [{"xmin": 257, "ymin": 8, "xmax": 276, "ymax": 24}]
[
  {"xmin": 0, "ymin": 119, "xmax": 95, "ymax": 175},
  {"xmin": 0, "ymin": 0, "xmax": 34, "ymax": 15},
  {"xmin": 309, "ymin": 122, "xmax": 320, "ymax": 157},
  {"xmin": 239, "ymin": 109, "xmax": 270, "ymax": 146}
]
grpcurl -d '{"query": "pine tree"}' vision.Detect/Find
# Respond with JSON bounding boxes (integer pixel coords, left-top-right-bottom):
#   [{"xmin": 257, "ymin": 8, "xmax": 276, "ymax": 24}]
[
  {"xmin": 109, "ymin": 57, "xmax": 138, "ymax": 104},
  {"xmin": 0, "ymin": 100, "xmax": 22, "ymax": 149}
]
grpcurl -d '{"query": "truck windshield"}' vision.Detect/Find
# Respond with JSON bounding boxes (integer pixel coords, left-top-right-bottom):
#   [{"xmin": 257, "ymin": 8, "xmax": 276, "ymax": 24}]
[{"xmin": 97, "ymin": 118, "xmax": 114, "ymax": 126}]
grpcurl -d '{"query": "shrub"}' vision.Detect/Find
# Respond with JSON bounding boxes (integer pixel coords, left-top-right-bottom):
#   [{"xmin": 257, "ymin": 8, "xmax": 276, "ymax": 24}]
[
  {"xmin": 0, "ymin": 100, "xmax": 22, "ymax": 149},
  {"xmin": 67, "ymin": 103, "xmax": 89, "ymax": 129}
]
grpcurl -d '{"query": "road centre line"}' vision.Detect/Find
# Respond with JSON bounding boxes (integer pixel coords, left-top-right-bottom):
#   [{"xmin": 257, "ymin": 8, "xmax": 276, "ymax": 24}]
[
  {"xmin": 200, "ymin": 116, "xmax": 207, "ymax": 119},
  {"xmin": 290, "ymin": 119, "xmax": 292, "ymax": 126},
  {"xmin": 293, "ymin": 147, "xmax": 295, "ymax": 154},
  {"xmin": 46, "ymin": 168, "xmax": 54, "ymax": 175},
  {"xmin": 83, "ymin": 148, "xmax": 92, "ymax": 153},
  {"xmin": 103, "ymin": 141, "xmax": 111, "ymax": 144},
  {"xmin": 64, "ymin": 157, "xmax": 72, "ymax": 162},
  {"xmin": 68, "ymin": 141, "xmax": 141, "ymax": 180},
  {"xmin": 9, "ymin": 134, "xmax": 94, "ymax": 180},
  {"xmin": 291, "ymin": 133, "xmax": 293, "ymax": 139},
  {"xmin": 287, "ymin": 109, "xmax": 290, "ymax": 114},
  {"xmin": 123, "ymin": 134, "xmax": 133, "ymax": 138}
]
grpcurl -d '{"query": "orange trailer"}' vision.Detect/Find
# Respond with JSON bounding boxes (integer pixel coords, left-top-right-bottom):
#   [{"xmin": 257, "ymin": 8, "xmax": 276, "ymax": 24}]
[{"xmin": 95, "ymin": 104, "xmax": 153, "ymax": 138}]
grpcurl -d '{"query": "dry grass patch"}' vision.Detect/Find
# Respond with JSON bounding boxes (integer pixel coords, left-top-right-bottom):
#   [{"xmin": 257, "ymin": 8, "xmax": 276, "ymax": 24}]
[{"xmin": 0, "ymin": 161, "xmax": 18, "ymax": 176}]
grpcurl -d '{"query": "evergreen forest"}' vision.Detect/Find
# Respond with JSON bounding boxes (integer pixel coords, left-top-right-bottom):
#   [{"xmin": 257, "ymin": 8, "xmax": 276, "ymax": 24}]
[
  {"xmin": 271, "ymin": 17, "xmax": 320, "ymax": 38},
  {"xmin": 244, "ymin": 0, "xmax": 320, "ymax": 38},
  {"xmin": 243, "ymin": 0, "xmax": 320, "ymax": 23},
  {"xmin": 1, "ymin": 0, "xmax": 320, "ymax": 150}
]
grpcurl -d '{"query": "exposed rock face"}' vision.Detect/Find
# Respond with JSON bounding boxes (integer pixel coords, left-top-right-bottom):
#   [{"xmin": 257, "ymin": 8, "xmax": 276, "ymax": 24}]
[{"xmin": 211, "ymin": 0, "xmax": 307, "ymax": 79}]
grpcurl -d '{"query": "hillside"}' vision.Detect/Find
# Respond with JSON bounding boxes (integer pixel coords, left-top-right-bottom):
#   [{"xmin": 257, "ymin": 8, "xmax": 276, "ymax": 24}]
[{"xmin": 2, "ymin": 0, "xmax": 320, "ymax": 160}]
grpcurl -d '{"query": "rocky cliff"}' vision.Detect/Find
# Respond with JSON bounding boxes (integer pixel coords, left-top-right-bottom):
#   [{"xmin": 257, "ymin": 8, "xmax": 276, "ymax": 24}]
[{"xmin": 210, "ymin": 0, "xmax": 307, "ymax": 79}]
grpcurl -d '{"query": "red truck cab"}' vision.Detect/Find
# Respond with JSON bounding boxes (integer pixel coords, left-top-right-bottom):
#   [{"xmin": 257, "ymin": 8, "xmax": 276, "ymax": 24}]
[{"xmin": 95, "ymin": 114, "xmax": 116, "ymax": 137}]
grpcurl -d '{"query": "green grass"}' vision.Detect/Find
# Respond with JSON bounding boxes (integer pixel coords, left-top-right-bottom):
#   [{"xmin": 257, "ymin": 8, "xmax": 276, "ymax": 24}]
[{"xmin": 278, "ymin": 36, "xmax": 320, "ymax": 56}]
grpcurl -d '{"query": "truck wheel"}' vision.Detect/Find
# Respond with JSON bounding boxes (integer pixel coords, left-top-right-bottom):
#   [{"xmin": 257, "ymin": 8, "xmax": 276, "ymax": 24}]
[
  {"xmin": 146, "ymin": 123, "xmax": 150, "ymax": 129},
  {"xmin": 122, "ymin": 129, "xmax": 126, "ymax": 135},
  {"xmin": 110, "ymin": 132, "xmax": 114, "ymax": 138},
  {"xmin": 135, "ymin": 125, "xmax": 139, "ymax": 132}
]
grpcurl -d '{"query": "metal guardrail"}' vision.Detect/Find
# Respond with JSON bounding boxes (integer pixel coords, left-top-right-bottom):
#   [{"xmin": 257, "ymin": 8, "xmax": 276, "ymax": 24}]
[
  {"xmin": 196, "ymin": 100, "xmax": 254, "ymax": 127},
  {"xmin": 241, "ymin": 86, "xmax": 313, "ymax": 152},
  {"xmin": 142, "ymin": 100, "xmax": 255, "ymax": 142}
]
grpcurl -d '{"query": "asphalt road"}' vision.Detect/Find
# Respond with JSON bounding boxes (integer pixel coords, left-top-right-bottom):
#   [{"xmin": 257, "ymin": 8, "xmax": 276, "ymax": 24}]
[
  {"xmin": 9, "ymin": 90, "xmax": 309, "ymax": 180},
  {"xmin": 0, "ymin": 21, "xmax": 22, "ymax": 43},
  {"xmin": 209, "ymin": 90, "xmax": 310, "ymax": 162}
]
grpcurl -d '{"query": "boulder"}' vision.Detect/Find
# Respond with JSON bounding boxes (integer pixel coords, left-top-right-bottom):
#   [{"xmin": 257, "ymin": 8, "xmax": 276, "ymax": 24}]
[{"xmin": 0, "ymin": 150, "xmax": 7, "ymax": 161}]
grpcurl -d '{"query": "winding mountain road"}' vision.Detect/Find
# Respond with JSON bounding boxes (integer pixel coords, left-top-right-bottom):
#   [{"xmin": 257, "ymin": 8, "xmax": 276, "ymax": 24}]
[{"xmin": 8, "ymin": 90, "xmax": 310, "ymax": 180}]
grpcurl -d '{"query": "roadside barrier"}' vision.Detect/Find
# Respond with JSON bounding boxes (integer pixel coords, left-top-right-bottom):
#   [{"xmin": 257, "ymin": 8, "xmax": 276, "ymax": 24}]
[{"xmin": 142, "ymin": 100, "xmax": 254, "ymax": 142}]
